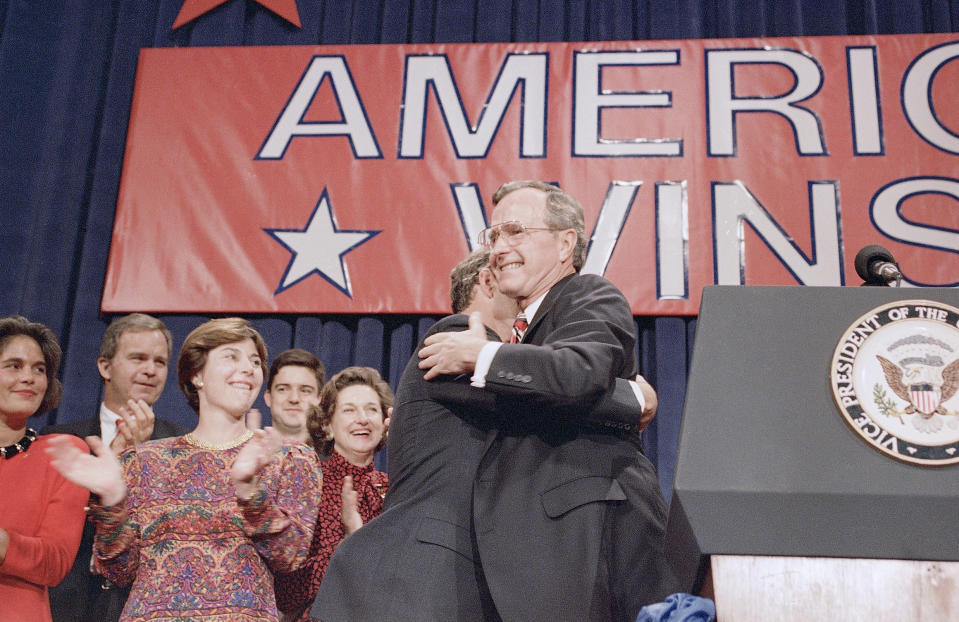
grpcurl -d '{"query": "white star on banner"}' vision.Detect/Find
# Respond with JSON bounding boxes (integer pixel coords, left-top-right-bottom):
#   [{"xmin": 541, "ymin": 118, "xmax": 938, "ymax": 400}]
[{"xmin": 265, "ymin": 190, "xmax": 380, "ymax": 298}]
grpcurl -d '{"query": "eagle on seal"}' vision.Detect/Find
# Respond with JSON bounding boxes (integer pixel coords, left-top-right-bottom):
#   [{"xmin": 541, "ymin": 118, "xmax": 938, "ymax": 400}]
[{"xmin": 876, "ymin": 355, "xmax": 959, "ymax": 418}]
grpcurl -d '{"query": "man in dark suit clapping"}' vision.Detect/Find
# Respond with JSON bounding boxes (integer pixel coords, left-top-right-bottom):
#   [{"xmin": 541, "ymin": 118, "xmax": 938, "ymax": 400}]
[{"xmin": 42, "ymin": 313, "xmax": 187, "ymax": 622}]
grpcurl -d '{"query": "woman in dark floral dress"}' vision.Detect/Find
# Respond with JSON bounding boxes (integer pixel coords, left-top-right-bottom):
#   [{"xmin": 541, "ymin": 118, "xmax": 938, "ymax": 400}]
[{"xmin": 274, "ymin": 366, "xmax": 391, "ymax": 622}]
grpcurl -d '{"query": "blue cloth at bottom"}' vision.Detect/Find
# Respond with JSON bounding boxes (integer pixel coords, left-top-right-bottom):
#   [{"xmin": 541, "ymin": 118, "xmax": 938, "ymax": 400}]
[{"xmin": 635, "ymin": 592, "xmax": 716, "ymax": 622}]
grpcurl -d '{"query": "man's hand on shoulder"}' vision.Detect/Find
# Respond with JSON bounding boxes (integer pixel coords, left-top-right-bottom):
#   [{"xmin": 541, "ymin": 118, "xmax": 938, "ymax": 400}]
[{"xmin": 418, "ymin": 312, "xmax": 490, "ymax": 380}]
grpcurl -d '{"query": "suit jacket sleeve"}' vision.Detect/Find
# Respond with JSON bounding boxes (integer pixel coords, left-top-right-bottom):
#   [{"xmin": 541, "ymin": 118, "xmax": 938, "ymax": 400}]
[
  {"xmin": 426, "ymin": 370, "xmax": 643, "ymax": 428},
  {"xmin": 484, "ymin": 274, "xmax": 637, "ymax": 412},
  {"xmin": 425, "ymin": 299, "xmax": 643, "ymax": 427}
]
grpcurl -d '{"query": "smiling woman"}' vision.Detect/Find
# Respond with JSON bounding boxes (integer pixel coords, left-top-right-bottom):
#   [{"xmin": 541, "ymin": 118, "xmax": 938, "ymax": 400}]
[
  {"xmin": 274, "ymin": 367, "xmax": 392, "ymax": 622},
  {"xmin": 0, "ymin": 316, "xmax": 88, "ymax": 622},
  {"xmin": 46, "ymin": 318, "xmax": 322, "ymax": 622}
]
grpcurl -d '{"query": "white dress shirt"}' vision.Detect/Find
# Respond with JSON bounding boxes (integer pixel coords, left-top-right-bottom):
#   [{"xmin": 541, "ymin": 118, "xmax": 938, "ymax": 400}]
[{"xmin": 99, "ymin": 402, "xmax": 123, "ymax": 447}]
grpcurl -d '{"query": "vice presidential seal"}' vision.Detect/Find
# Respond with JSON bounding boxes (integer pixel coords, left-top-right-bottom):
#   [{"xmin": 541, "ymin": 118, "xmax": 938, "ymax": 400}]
[{"xmin": 830, "ymin": 300, "xmax": 959, "ymax": 466}]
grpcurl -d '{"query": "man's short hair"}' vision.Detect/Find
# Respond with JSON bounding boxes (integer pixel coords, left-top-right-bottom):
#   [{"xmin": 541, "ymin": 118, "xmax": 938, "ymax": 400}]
[
  {"xmin": 492, "ymin": 180, "xmax": 587, "ymax": 271},
  {"xmin": 98, "ymin": 313, "xmax": 173, "ymax": 361},
  {"xmin": 449, "ymin": 249, "xmax": 490, "ymax": 314},
  {"xmin": 267, "ymin": 348, "xmax": 326, "ymax": 391}
]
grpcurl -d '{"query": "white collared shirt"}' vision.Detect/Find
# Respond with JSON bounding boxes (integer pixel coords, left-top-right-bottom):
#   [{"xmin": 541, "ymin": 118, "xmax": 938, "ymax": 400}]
[
  {"xmin": 99, "ymin": 402, "xmax": 122, "ymax": 447},
  {"xmin": 471, "ymin": 292, "xmax": 547, "ymax": 387}
]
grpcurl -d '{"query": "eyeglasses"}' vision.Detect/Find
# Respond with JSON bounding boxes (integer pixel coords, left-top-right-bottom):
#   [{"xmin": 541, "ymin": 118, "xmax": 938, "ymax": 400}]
[{"xmin": 477, "ymin": 221, "xmax": 558, "ymax": 249}]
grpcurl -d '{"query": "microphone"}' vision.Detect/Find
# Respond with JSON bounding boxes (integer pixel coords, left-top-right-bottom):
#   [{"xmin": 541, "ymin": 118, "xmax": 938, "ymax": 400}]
[{"xmin": 854, "ymin": 244, "xmax": 903, "ymax": 286}]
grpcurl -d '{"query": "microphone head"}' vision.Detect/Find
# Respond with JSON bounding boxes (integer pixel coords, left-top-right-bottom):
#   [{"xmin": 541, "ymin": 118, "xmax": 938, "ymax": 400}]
[{"xmin": 854, "ymin": 244, "xmax": 896, "ymax": 283}]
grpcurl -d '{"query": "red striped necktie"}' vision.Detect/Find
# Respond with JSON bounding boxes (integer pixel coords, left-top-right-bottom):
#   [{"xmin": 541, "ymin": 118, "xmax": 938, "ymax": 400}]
[{"xmin": 510, "ymin": 313, "xmax": 528, "ymax": 344}]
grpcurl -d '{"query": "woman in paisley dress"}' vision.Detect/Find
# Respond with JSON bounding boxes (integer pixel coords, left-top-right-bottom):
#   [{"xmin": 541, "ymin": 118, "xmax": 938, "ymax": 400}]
[
  {"xmin": 48, "ymin": 317, "xmax": 321, "ymax": 621},
  {"xmin": 274, "ymin": 366, "xmax": 391, "ymax": 622}
]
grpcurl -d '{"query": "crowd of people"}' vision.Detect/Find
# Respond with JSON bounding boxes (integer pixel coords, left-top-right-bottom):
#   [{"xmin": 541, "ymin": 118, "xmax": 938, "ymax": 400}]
[{"xmin": 0, "ymin": 181, "xmax": 699, "ymax": 622}]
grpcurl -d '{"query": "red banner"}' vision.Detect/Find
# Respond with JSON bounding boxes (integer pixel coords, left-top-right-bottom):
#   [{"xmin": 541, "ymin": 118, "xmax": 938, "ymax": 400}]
[{"xmin": 102, "ymin": 35, "xmax": 959, "ymax": 315}]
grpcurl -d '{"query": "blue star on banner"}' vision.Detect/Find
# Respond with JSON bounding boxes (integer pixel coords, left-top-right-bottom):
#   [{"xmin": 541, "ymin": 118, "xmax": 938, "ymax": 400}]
[{"xmin": 265, "ymin": 190, "xmax": 380, "ymax": 298}]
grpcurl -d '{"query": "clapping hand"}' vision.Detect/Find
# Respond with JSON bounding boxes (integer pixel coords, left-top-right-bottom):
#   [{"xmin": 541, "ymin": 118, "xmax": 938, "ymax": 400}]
[
  {"xmin": 110, "ymin": 398, "xmax": 157, "ymax": 453},
  {"xmin": 46, "ymin": 435, "xmax": 127, "ymax": 507},
  {"xmin": 341, "ymin": 476, "xmax": 363, "ymax": 535},
  {"xmin": 231, "ymin": 408, "xmax": 281, "ymax": 501}
]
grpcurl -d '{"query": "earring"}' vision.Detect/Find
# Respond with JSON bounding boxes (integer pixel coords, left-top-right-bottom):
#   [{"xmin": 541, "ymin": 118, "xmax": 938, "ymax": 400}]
[{"xmin": 195, "ymin": 379, "xmax": 204, "ymax": 389}]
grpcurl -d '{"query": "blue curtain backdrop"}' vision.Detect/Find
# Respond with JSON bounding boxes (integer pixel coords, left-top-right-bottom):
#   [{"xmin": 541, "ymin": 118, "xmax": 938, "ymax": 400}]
[{"xmin": 1, "ymin": 0, "xmax": 957, "ymax": 497}]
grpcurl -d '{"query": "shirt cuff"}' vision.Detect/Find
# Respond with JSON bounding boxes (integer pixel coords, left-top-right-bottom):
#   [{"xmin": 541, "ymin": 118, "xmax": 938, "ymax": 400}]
[
  {"xmin": 471, "ymin": 342, "xmax": 503, "ymax": 387},
  {"xmin": 628, "ymin": 379, "xmax": 647, "ymax": 411}
]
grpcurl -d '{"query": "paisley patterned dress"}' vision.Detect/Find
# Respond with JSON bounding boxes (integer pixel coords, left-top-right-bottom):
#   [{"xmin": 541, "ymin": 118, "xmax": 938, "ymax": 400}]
[
  {"xmin": 89, "ymin": 436, "xmax": 321, "ymax": 621},
  {"xmin": 274, "ymin": 449, "xmax": 388, "ymax": 621}
]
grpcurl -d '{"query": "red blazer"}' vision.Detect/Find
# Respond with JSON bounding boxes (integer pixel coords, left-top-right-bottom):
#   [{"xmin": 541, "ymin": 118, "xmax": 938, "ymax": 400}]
[{"xmin": 0, "ymin": 434, "xmax": 89, "ymax": 622}]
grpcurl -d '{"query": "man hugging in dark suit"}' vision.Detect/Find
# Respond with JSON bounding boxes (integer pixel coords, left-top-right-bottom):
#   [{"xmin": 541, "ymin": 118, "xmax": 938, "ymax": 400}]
[
  {"xmin": 312, "ymin": 249, "xmax": 514, "ymax": 622},
  {"xmin": 416, "ymin": 181, "xmax": 679, "ymax": 621},
  {"xmin": 42, "ymin": 313, "xmax": 187, "ymax": 622},
  {"xmin": 314, "ymin": 184, "xmax": 668, "ymax": 622}
]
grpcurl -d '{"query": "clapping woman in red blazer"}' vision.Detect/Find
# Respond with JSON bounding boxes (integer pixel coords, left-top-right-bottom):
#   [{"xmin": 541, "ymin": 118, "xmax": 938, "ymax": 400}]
[{"xmin": 0, "ymin": 316, "xmax": 88, "ymax": 622}]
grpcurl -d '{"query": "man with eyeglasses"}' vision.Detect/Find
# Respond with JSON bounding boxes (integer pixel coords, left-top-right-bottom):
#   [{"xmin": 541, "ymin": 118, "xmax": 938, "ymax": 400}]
[
  {"xmin": 313, "ymin": 248, "xmax": 655, "ymax": 622},
  {"xmin": 416, "ymin": 181, "xmax": 679, "ymax": 622}
]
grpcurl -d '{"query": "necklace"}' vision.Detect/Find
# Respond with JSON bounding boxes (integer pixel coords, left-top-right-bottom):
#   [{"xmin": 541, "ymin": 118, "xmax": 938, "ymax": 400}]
[
  {"xmin": 183, "ymin": 429, "xmax": 254, "ymax": 450},
  {"xmin": 1, "ymin": 427, "xmax": 38, "ymax": 459}
]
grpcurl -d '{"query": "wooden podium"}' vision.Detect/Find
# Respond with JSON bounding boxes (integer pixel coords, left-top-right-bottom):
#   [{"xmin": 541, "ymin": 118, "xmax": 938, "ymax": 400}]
[
  {"xmin": 666, "ymin": 286, "xmax": 959, "ymax": 620},
  {"xmin": 710, "ymin": 555, "xmax": 958, "ymax": 621}
]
